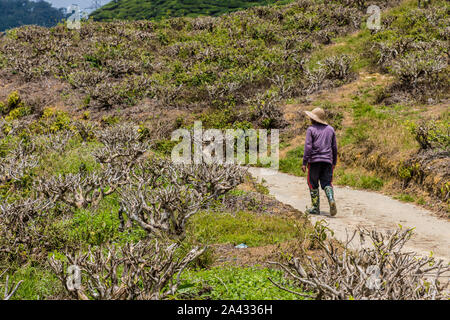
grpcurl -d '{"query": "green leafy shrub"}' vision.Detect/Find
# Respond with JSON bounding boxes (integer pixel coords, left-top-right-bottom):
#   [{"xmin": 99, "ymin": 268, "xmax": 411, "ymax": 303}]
[
  {"xmin": 390, "ymin": 50, "xmax": 448, "ymax": 101},
  {"xmin": 5, "ymin": 106, "xmax": 31, "ymax": 121},
  {"xmin": 35, "ymin": 108, "xmax": 73, "ymax": 133},
  {"xmin": 367, "ymin": 1, "xmax": 449, "ymax": 103},
  {"xmin": 1, "ymin": 91, "xmax": 24, "ymax": 115},
  {"xmin": 407, "ymin": 119, "xmax": 449, "ymax": 151},
  {"xmin": 154, "ymin": 139, "xmax": 178, "ymax": 155}
]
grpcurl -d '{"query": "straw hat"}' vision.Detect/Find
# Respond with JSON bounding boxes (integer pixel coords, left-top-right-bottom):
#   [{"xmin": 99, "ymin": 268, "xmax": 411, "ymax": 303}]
[{"xmin": 304, "ymin": 107, "xmax": 328, "ymax": 125}]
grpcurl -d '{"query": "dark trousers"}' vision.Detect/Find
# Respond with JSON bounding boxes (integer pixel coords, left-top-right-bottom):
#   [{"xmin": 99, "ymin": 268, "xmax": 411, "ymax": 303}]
[{"xmin": 307, "ymin": 162, "xmax": 333, "ymax": 190}]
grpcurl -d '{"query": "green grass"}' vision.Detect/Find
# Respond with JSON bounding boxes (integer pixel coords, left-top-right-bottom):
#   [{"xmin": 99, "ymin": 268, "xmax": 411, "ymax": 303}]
[
  {"xmin": 7, "ymin": 265, "xmax": 62, "ymax": 300},
  {"xmin": 340, "ymin": 123, "xmax": 371, "ymax": 146},
  {"xmin": 176, "ymin": 266, "xmax": 311, "ymax": 300},
  {"xmin": 279, "ymin": 146, "xmax": 305, "ymax": 177},
  {"xmin": 65, "ymin": 208, "xmax": 121, "ymax": 246},
  {"xmin": 334, "ymin": 169, "xmax": 384, "ymax": 191},
  {"xmin": 39, "ymin": 141, "xmax": 101, "ymax": 176},
  {"xmin": 188, "ymin": 210, "xmax": 301, "ymax": 247},
  {"xmin": 52, "ymin": 193, "xmax": 148, "ymax": 247},
  {"xmin": 350, "ymin": 100, "xmax": 388, "ymax": 120},
  {"xmin": 393, "ymin": 193, "xmax": 415, "ymax": 203}
]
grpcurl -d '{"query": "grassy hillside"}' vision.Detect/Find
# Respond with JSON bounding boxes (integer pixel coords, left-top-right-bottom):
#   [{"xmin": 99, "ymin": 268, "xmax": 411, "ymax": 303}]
[
  {"xmin": 1, "ymin": 0, "xmax": 400, "ymax": 123},
  {"xmin": 90, "ymin": 0, "xmax": 293, "ymax": 21},
  {"xmin": 278, "ymin": 0, "xmax": 449, "ymax": 214},
  {"xmin": 0, "ymin": 0, "xmax": 448, "ymax": 300}
]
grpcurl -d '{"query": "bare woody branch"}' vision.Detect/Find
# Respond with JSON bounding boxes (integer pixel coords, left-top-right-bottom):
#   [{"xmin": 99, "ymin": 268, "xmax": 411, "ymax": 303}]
[
  {"xmin": 48, "ymin": 239, "xmax": 205, "ymax": 300},
  {"xmin": 270, "ymin": 226, "xmax": 450, "ymax": 300}
]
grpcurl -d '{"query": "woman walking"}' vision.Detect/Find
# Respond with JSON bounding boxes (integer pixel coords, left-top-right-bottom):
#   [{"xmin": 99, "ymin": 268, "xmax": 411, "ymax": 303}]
[{"xmin": 301, "ymin": 107, "xmax": 338, "ymax": 216}]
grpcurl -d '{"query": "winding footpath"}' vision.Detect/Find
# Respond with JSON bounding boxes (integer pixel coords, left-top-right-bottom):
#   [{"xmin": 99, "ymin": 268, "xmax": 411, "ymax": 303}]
[{"xmin": 249, "ymin": 168, "xmax": 450, "ymax": 264}]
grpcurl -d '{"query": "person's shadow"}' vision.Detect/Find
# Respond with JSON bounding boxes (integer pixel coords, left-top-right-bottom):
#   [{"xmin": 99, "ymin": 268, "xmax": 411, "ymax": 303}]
[{"xmin": 314, "ymin": 211, "xmax": 336, "ymax": 218}]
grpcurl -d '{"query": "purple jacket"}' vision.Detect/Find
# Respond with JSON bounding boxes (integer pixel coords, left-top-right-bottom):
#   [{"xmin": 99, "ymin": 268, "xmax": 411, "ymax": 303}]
[{"xmin": 303, "ymin": 124, "xmax": 337, "ymax": 166}]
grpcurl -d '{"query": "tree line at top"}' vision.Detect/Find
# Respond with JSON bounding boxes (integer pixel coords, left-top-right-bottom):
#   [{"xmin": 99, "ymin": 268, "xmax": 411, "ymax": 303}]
[
  {"xmin": 0, "ymin": 0, "xmax": 294, "ymax": 31},
  {"xmin": 0, "ymin": 0, "xmax": 67, "ymax": 32}
]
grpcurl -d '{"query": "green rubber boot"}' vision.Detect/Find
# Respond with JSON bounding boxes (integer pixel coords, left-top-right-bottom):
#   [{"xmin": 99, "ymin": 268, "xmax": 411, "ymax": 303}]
[
  {"xmin": 324, "ymin": 186, "xmax": 337, "ymax": 216},
  {"xmin": 305, "ymin": 189, "xmax": 320, "ymax": 215}
]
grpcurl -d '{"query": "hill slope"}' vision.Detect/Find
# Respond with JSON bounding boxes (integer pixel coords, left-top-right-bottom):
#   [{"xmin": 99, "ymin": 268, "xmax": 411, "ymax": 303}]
[
  {"xmin": 0, "ymin": 0, "xmax": 449, "ymax": 300},
  {"xmin": 0, "ymin": 0, "xmax": 448, "ymax": 210},
  {"xmin": 90, "ymin": 0, "xmax": 292, "ymax": 21}
]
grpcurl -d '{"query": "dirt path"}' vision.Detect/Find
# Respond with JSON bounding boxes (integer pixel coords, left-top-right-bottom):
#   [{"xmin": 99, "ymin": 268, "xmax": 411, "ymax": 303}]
[{"xmin": 249, "ymin": 167, "xmax": 450, "ymax": 263}]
